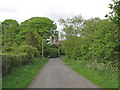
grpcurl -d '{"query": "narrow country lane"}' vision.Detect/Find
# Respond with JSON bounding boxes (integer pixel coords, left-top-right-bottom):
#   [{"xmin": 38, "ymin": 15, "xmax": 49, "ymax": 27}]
[{"xmin": 28, "ymin": 57, "xmax": 101, "ymax": 88}]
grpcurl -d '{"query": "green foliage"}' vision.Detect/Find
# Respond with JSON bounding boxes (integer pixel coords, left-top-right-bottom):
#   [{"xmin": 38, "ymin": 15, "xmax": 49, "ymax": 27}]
[
  {"xmin": 59, "ymin": 3, "xmax": 119, "ymax": 87},
  {"xmin": 63, "ymin": 57, "xmax": 118, "ymax": 88},
  {"xmin": 1, "ymin": 17, "xmax": 58, "ymax": 75},
  {"xmin": 60, "ymin": 16, "xmax": 118, "ymax": 66},
  {"xmin": 47, "ymin": 47, "xmax": 58, "ymax": 58},
  {"xmin": 2, "ymin": 47, "xmax": 15, "ymax": 53},
  {"xmin": 107, "ymin": 1, "xmax": 120, "ymax": 26},
  {"xmin": 2, "ymin": 58, "xmax": 48, "ymax": 88},
  {"xmin": 20, "ymin": 17, "xmax": 57, "ymax": 39},
  {"xmin": 15, "ymin": 17, "xmax": 57, "ymax": 52},
  {"xmin": 1, "ymin": 19, "xmax": 19, "ymax": 47},
  {"xmin": 15, "ymin": 45, "xmax": 39, "ymax": 57},
  {"xmin": 106, "ymin": 1, "xmax": 120, "ymax": 57},
  {"xmin": 58, "ymin": 15, "xmax": 83, "ymax": 38},
  {"xmin": 1, "ymin": 45, "xmax": 39, "ymax": 74},
  {"xmin": 59, "ymin": 44, "xmax": 65, "ymax": 55},
  {"xmin": 43, "ymin": 44, "xmax": 59, "ymax": 58}
]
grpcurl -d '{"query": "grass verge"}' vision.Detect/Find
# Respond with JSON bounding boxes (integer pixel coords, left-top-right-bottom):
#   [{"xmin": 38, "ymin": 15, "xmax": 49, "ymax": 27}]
[
  {"xmin": 63, "ymin": 57, "xmax": 118, "ymax": 89},
  {"xmin": 2, "ymin": 57, "xmax": 48, "ymax": 88}
]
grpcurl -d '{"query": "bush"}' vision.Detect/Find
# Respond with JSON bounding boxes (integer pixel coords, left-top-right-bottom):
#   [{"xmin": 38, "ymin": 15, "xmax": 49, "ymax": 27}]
[
  {"xmin": 2, "ymin": 53, "xmax": 29, "ymax": 74},
  {"xmin": 44, "ymin": 44, "xmax": 59, "ymax": 58},
  {"xmin": 2, "ymin": 57, "xmax": 48, "ymax": 88},
  {"xmin": 2, "ymin": 45, "xmax": 40, "ymax": 74},
  {"xmin": 48, "ymin": 48, "xmax": 58, "ymax": 58},
  {"xmin": 14, "ymin": 45, "xmax": 39, "ymax": 57},
  {"xmin": 59, "ymin": 46, "xmax": 65, "ymax": 55},
  {"xmin": 2, "ymin": 47, "xmax": 15, "ymax": 53},
  {"xmin": 61, "ymin": 18, "xmax": 118, "ymax": 66}
]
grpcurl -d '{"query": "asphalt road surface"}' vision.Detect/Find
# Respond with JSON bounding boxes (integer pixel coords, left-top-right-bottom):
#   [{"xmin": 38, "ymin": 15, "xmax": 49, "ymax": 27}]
[{"xmin": 28, "ymin": 57, "xmax": 101, "ymax": 88}]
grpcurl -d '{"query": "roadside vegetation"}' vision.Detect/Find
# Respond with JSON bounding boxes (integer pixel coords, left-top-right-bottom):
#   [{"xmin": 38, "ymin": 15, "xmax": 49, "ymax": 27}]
[
  {"xmin": 2, "ymin": 58, "xmax": 48, "ymax": 88},
  {"xmin": 1, "ymin": 0, "xmax": 119, "ymax": 89},
  {"xmin": 59, "ymin": 1, "xmax": 119, "ymax": 88},
  {"xmin": 63, "ymin": 57, "xmax": 118, "ymax": 88},
  {"xmin": 1, "ymin": 17, "xmax": 59, "ymax": 88}
]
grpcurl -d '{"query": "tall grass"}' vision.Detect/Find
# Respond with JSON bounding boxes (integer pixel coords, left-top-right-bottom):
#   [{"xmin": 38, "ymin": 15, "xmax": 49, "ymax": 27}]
[
  {"xmin": 63, "ymin": 57, "xmax": 118, "ymax": 88},
  {"xmin": 2, "ymin": 57, "xmax": 48, "ymax": 88}
]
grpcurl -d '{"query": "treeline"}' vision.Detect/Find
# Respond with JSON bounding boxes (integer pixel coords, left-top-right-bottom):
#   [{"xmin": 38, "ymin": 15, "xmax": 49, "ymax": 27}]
[
  {"xmin": 59, "ymin": 1, "xmax": 119, "ymax": 67},
  {"xmin": 1, "ymin": 17, "xmax": 59, "ymax": 74}
]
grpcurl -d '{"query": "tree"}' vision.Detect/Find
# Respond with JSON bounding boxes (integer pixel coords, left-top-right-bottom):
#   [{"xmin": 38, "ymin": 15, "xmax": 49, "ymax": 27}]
[
  {"xmin": 16, "ymin": 17, "xmax": 57, "ymax": 52},
  {"xmin": 20, "ymin": 17, "xmax": 57, "ymax": 38},
  {"xmin": 59, "ymin": 14, "xmax": 118, "ymax": 66},
  {"xmin": 106, "ymin": 0, "xmax": 120, "ymax": 42},
  {"xmin": 1, "ymin": 19, "xmax": 19, "ymax": 48},
  {"xmin": 106, "ymin": 0, "xmax": 120, "ymax": 65},
  {"xmin": 58, "ymin": 15, "xmax": 84, "ymax": 39}
]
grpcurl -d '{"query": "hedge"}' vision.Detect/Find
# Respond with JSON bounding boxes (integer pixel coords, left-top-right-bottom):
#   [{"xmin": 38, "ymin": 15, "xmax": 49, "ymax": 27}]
[{"xmin": 1, "ymin": 45, "xmax": 40, "ymax": 74}]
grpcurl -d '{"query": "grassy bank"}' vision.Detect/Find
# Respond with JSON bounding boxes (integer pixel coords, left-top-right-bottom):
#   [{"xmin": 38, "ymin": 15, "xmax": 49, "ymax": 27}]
[
  {"xmin": 2, "ymin": 57, "xmax": 48, "ymax": 88},
  {"xmin": 63, "ymin": 57, "xmax": 118, "ymax": 88}
]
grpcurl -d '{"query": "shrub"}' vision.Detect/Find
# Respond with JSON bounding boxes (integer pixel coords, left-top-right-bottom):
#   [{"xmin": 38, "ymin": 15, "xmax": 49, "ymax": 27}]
[
  {"xmin": 59, "ymin": 46, "xmax": 65, "ymax": 55},
  {"xmin": 2, "ymin": 45, "xmax": 40, "ymax": 74},
  {"xmin": 47, "ymin": 48, "xmax": 58, "ymax": 58},
  {"xmin": 2, "ymin": 53, "xmax": 29, "ymax": 74},
  {"xmin": 14, "ymin": 45, "xmax": 39, "ymax": 57},
  {"xmin": 2, "ymin": 47, "xmax": 15, "ymax": 53}
]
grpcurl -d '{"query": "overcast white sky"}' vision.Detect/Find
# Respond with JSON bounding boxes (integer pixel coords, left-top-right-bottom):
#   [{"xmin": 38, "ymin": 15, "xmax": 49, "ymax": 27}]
[{"xmin": 0, "ymin": 0, "xmax": 112, "ymax": 24}]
